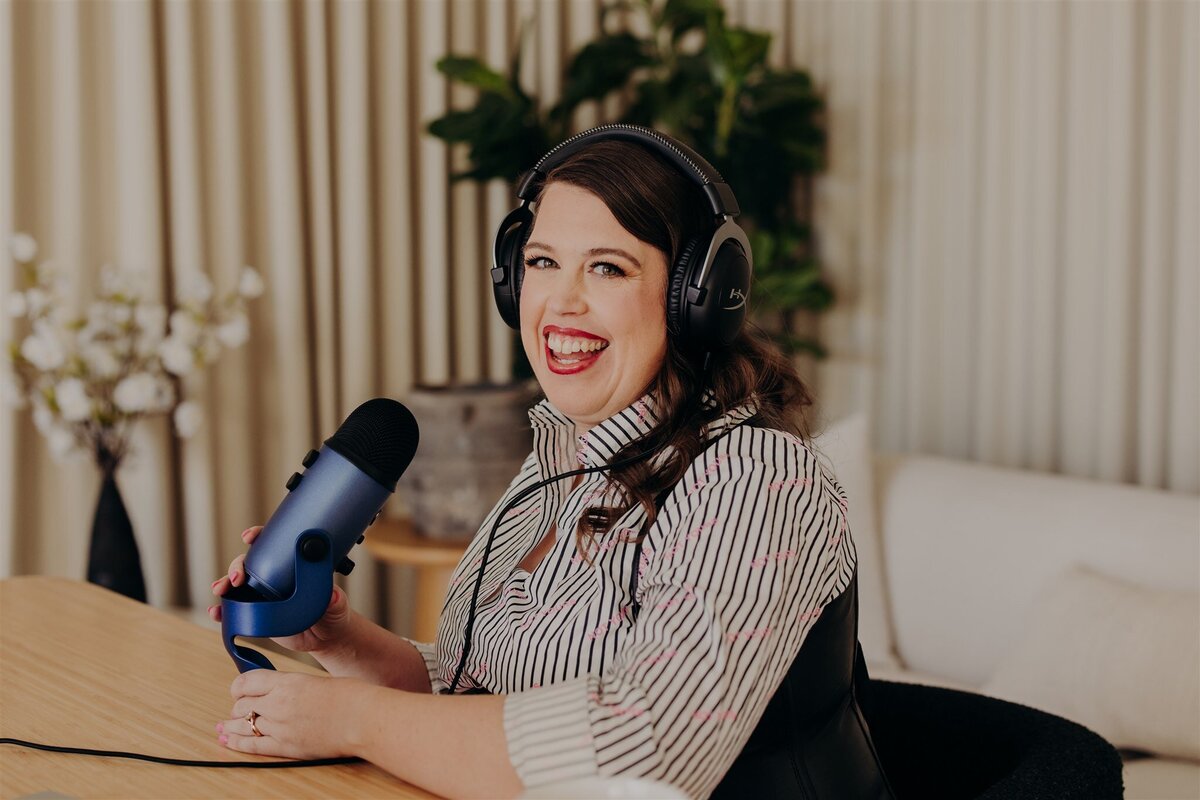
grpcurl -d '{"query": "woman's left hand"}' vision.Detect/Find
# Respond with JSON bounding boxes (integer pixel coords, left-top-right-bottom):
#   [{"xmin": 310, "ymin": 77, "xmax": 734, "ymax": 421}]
[{"xmin": 219, "ymin": 670, "xmax": 373, "ymax": 759}]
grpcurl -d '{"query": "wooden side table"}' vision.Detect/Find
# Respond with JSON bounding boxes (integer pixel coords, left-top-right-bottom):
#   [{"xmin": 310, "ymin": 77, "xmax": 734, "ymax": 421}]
[{"xmin": 364, "ymin": 517, "xmax": 468, "ymax": 642}]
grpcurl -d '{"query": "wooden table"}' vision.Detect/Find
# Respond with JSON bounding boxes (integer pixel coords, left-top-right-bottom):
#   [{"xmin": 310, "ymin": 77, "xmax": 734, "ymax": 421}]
[
  {"xmin": 0, "ymin": 576, "xmax": 438, "ymax": 799},
  {"xmin": 364, "ymin": 518, "xmax": 468, "ymax": 642}
]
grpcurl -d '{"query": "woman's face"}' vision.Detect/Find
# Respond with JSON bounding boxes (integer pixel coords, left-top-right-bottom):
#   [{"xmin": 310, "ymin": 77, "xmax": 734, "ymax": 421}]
[{"xmin": 519, "ymin": 182, "xmax": 670, "ymax": 432}]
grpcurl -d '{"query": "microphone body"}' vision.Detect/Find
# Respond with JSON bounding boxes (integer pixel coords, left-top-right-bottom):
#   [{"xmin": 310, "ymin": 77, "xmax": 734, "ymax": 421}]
[
  {"xmin": 244, "ymin": 445, "xmax": 388, "ymax": 600},
  {"xmin": 222, "ymin": 397, "xmax": 419, "ymax": 672}
]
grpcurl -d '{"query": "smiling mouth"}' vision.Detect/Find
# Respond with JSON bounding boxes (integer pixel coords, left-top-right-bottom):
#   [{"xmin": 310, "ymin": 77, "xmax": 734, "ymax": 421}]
[{"xmin": 544, "ymin": 329, "xmax": 610, "ymax": 375}]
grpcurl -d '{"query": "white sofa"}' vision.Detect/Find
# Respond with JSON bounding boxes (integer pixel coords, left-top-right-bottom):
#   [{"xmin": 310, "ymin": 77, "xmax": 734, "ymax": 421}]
[{"xmin": 817, "ymin": 415, "xmax": 1200, "ymax": 799}]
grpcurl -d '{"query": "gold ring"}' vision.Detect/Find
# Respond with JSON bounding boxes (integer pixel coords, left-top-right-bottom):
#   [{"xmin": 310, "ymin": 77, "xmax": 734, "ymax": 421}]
[{"xmin": 246, "ymin": 710, "xmax": 264, "ymax": 737}]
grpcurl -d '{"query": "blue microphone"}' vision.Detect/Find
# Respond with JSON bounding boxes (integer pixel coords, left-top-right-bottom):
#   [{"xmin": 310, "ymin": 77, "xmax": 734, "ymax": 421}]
[{"xmin": 221, "ymin": 398, "xmax": 419, "ymax": 672}]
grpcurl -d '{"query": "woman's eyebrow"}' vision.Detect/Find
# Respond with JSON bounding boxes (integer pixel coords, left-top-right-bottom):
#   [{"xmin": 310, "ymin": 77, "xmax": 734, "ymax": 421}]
[
  {"xmin": 586, "ymin": 247, "xmax": 642, "ymax": 268},
  {"xmin": 524, "ymin": 241, "xmax": 642, "ymax": 268}
]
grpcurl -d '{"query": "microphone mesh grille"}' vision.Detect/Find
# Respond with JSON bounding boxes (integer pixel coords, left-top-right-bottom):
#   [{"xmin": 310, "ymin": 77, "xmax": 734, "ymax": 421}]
[{"xmin": 325, "ymin": 398, "xmax": 419, "ymax": 489}]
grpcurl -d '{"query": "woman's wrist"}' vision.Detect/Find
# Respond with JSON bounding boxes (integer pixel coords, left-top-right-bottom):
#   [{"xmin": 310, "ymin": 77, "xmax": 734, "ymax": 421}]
[
  {"xmin": 337, "ymin": 678, "xmax": 385, "ymax": 758},
  {"xmin": 308, "ymin": 609, "xmax": 364, "ymax": 668}
]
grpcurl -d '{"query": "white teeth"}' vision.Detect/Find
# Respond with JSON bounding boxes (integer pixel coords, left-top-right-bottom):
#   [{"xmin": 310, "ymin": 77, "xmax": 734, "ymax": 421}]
[{"xmin": 547, "ymin": 332, "xmax": 608, "ymax": 356}]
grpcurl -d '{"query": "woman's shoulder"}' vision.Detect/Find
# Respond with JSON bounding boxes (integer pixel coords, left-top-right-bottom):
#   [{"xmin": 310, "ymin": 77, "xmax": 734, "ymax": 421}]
[{"xmin": 699, "ymin": 421, "xmax": 828, "ymax": 483}]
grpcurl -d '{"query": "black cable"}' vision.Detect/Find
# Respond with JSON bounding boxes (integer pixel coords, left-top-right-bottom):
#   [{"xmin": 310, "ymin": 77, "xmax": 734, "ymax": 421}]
[
  {"xmin": 0, "ymin": 737, "xmax": 362, "ymax": 768},
  {"xmin": 445, "ymin": 450, "xmax": 659, "ymax": 694}
]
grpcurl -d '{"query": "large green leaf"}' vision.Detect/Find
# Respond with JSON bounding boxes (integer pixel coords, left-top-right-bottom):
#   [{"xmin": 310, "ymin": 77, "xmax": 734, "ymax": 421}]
[
  {"xmin": 708, "ymin": 23, "xmax": 771, "ymax": 83},
  {"xmin": 661, "ymin": 0, "xmax": 720, "ymax": 42},
  {"xmin": 552, "ymin": 33, "xmax": 653, "ymax": 122},
  {"xmin": 435, "ymin": 56, "xmax": 513, "ymax": 98}
]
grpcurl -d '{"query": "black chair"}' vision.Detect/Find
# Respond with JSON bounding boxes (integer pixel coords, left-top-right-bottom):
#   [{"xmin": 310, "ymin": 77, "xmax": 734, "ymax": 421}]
[{"xmin": 862, "ymin": 680, "xmax": 1124, "ymax": 799}]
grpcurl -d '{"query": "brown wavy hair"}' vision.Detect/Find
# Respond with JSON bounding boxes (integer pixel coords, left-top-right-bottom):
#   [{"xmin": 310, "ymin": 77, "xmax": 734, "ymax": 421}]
[{"xmin": 526, "ymin": 140, "xmax": 814, "ymax": 558}]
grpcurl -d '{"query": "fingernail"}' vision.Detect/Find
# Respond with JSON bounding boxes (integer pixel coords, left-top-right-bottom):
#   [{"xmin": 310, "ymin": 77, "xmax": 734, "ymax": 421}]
[
  {"xmin": 219, "ymin": 734, "xmax": 228, "ymax": 745},
  {"xmin": 211, "ymin": 578, "xmax": 221, "ymax": 587},
  {"xmin": 216, "ymin": 722, "xmax": 224, "ymax": 733},
  {"xmin": 229, "ymin": 570, "xmax": 238, "ymax": 582}
]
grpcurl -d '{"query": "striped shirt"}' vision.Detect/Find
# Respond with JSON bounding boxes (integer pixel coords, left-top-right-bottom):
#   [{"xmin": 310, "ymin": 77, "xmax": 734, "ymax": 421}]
[{"xmin": 405, "ymin": 394, "xmax": 857, "ymax": 798}]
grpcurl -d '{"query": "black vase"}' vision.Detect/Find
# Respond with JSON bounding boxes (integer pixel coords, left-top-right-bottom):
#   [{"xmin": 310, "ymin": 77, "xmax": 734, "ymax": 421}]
[{"xmin": 87, "ymin": 468, "xmax": 148, "ymax": 602}]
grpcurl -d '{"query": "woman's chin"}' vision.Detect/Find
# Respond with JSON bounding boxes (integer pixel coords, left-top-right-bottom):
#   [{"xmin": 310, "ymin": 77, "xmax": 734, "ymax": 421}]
[{"xmin": 538, "ymin": 374, "xmax": 612, "ymax": 425}]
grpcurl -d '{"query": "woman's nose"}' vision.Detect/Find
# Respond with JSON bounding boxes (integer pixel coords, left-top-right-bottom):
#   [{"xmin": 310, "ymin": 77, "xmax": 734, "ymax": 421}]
[{"xmin": 547, "ymin": 271, "xmax": 587, "ymax": 314}]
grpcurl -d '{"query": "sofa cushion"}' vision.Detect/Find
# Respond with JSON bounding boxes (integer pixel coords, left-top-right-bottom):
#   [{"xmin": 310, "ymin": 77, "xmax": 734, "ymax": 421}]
[
  {"xmin": 811, "ymin": 414, "xmax": 900, "ymax": 671},
  {"xmin": 1122, "ymin": 755, "xmax": 1200, "ymax": 800},
  {"xmin": 875, "ymin": 455, "xmax": 1199, "ymax": 687},
  {"xmin": 982, "ymin": 565, "xmax": 1200, "ymax": 761}
]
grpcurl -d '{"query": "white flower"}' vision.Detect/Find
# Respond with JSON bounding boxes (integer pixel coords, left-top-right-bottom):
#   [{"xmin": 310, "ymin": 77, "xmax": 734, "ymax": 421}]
[
  {"xmin": 10, "ymin": 232, "xmax": 37, "ymax": 263},
  {"xmin": 47, "ymin": 425, "xmax": 78, "ymax": 460},
  {"xmin": 25, "ymin": 288, "xmax": 50, "ymax": 317},
  {"xmin": 84, "ymin": 305, "xmax": 116, "ymax": 339},
  {"xmin": 100, "ymin": 267, "xmax": 147, "ymax": 301},
  {"xmin": 113, "ymin": 372, "xmax": 158, "ymax": 413},
  {"xmin": 80, "ymin": 342, "xmax": 121, "ymax": 379},
  {"xmin": 135, "ymin": 304, "xmax": 167, "ymax": 339},
  {"xmin": 159, "ymin": 335, "xmax": 194, "ymax": 376},
  {"xmin": 178, "ymin": 272, "xmax": 213, "ymax": 305},
  {"xmin": 55, "ymin": 378, "xmax": 92, "ymax": 422},
  {"xmin": 32, "ymin": 401, "xmax": 55, "ymax": 433},
  {"xmin": 215, "ymin": 312, "xmax": 249, "ymax": 348},
  {"xmin": 173, "ymin": 401, "xmax": 202, "ymax": 438},
  {"xmin": 239, "ymin": 266, "xmax": 265, "ymax": 299},
  {"xmin": 20, "ymin": 329, "xmax": 66, "ymax": 371},
  {"xmin": 106, "ymin": 302, "xmax": 133, "ymax": 325},
  {"xmin": 168, "ymin": 309, "xmax": 201, "ymax": 342},
  {"xmin": 8, "ymin": 292, "xmax": 27, "ymax": 317}
]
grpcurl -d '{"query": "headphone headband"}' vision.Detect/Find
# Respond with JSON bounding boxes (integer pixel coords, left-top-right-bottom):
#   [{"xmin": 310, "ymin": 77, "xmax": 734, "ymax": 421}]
[{"xmin": 515, "ymin": 124, "xmax": 741, "ymax": 219}]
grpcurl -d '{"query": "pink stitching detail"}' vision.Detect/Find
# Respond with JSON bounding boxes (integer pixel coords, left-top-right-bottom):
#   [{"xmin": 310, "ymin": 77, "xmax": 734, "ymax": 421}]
[
  {"xmin": 768, "ymin": 477, "xmax": 813, "ymax": 492},
  {"xmin": 584, "ymin": 605, "xmax": 632, "ymax": 640},
  {"xmin": 748, "ymin": 549, "xmax": 799, "ymax": 569}
]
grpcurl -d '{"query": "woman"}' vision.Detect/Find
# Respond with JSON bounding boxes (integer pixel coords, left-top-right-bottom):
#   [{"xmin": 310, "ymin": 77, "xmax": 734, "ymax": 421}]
[{"xmin": 208, "ymin": 127, "xmax": 891, "ymax": 798}]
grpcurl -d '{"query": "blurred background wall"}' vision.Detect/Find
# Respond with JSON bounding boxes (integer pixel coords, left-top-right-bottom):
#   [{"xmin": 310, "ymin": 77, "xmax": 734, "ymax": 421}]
[{"xmin": 0, "ymin": 0, "xmax": 1196, "ymax": 624}]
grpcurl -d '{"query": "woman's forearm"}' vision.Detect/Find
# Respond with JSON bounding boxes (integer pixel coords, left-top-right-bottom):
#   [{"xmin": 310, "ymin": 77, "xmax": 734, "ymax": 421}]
[
  {"xmin": 349, "ymin": 687, "xmax": 523, "ymax": 799},
  {"xmin": 311, "ymin": 611, "xmax": 432, "ymax": 693}
]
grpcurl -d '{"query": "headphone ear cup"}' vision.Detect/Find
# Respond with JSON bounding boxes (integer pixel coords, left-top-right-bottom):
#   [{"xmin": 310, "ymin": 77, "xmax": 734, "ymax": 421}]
[
  {"xmin": 668, "ymin": 237, "xmax": 703, "ymax": 338},
  {"xmin": 492, "ymin": 206, "xmax": 534, "ymax": 330},
  {"xmin": 695, "ymin": 239, "xmax": 751, "ymax": 348}
]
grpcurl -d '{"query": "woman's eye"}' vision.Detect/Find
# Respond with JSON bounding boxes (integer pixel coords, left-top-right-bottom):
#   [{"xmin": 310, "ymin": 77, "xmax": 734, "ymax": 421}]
[
  {"xmin": 590, "ymin": 262, "xmax": 626, "ymax": 278},
  {"xmin": 524, "ymin": 256, "xmax": 555, "ymax": 270}
]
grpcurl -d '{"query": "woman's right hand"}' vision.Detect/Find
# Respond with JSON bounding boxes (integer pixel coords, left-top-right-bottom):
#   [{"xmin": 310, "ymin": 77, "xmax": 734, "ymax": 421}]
[{"xmin": 208, "ymin": 525, "xmax": 355, "ymax": 655}]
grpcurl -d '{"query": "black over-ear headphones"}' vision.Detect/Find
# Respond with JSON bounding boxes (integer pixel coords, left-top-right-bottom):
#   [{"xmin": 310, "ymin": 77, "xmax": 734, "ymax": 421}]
[{"xmin": 490, "ymin": 124, "xmax": 752, "ymax": 352}]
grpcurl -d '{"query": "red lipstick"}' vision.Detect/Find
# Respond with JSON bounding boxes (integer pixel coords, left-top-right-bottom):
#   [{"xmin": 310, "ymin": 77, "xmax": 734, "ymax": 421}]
[{"xmin": 542, "ymin": 325, "xmax": 609, "ymax": 375}]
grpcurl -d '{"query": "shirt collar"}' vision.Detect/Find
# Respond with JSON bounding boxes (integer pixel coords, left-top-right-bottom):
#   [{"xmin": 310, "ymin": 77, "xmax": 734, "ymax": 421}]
[{"xmin": 527, "ymin": 392, "xmax": 758, "ymax": 469}]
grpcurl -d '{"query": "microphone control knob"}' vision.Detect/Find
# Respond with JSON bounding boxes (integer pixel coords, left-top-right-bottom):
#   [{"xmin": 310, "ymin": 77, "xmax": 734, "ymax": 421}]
[
  {"xmin": 335, "ymin": 556, "xmax": 356, "ymax": 576},
  {"xmin": 286, "ymin": 472, "xmax": 303, "ymax": 492},
  {"xmin": 301, "ymin": 536, "xmax": 329, "ymax": 562},
  {"xmin": 302, "ymin": 449, "xmax": 319, "ymax": 468}
]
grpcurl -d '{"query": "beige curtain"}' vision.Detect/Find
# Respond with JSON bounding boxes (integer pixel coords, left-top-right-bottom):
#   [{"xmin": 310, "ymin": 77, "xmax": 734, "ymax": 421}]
[
  {"xmin": 1, "ymin": 0, "xmax": 1196, "ymax": 617},
  {"xmin": 0, "ymin": 0, "xmax": 523, "ymax": 617},
  {"xmin": 786, "ymin": 0, "xmax": 1200, "ymax": 492}
]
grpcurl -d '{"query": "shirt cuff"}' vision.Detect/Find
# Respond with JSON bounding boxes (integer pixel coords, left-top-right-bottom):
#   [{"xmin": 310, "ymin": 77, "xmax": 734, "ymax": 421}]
[
  {"xmin": 399, "ymin": 637, "xmax": 445, "ymax": 693},
  {"xmin": 504, "ymin": 676, "xmax": 599, "ymax": 788}
]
